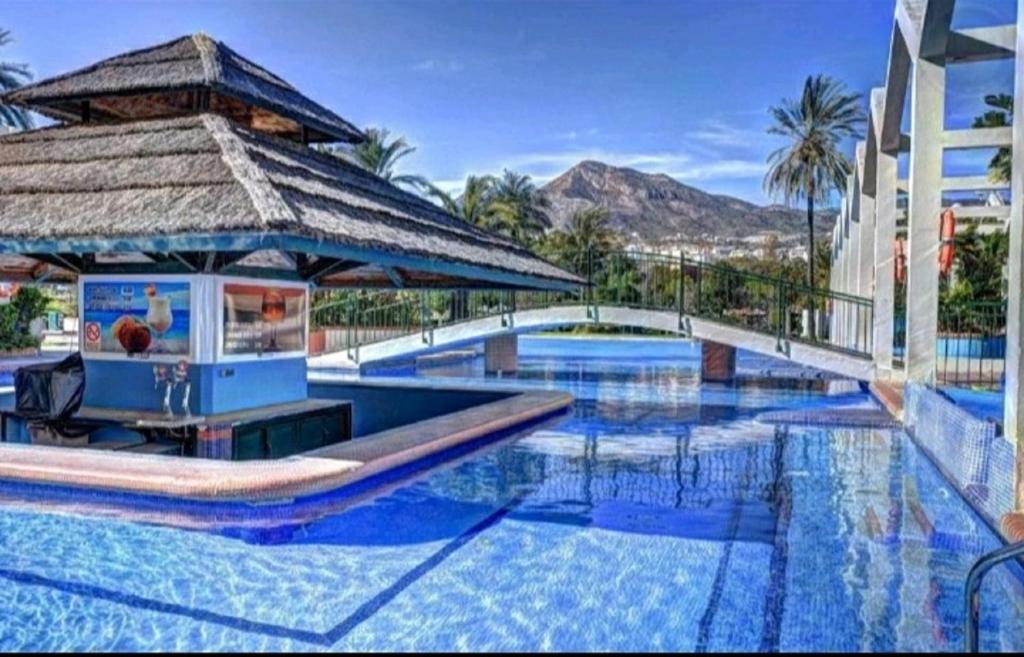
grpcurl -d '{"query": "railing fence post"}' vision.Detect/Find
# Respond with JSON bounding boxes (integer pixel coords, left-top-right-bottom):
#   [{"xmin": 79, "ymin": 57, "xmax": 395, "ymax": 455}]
[
  {"xmin": 696, "ymin": 260, "xmax": 703, "ymax": 315},
  {"xmin": 776, "ymin": 277, "xmax": 785, "ymax": 350},
  {"xmin": 677, "ymin": 253, "xmax": 685, "ymax": 329}
]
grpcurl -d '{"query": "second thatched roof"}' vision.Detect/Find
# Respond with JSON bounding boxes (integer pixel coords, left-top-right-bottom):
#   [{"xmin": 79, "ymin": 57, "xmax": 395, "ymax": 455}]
[{"xmin": 3, "ymin": 34, "xmax": 364, "ymax": 144}]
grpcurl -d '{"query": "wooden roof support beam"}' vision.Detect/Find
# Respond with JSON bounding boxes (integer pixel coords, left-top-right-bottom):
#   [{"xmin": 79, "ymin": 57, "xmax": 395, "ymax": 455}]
[
  {"xmin": 143, "ymin": 252, "xmax": 173, "ymax": 264},
  {"xmin": 299, "ymin": 256, "xmax": 362, "ymax": 282},
  {"xmin": 30, "ymin": 260, "xmax": 51, "ymax": 282},
  {"xmin": 169, "ymin": 252, "xmax": 199, "ymax": 272},
  {"xmin": 212, "ymin": 251, "xmax": 253, "ymax": 272},
  {"xmin": 28, "ymin": 252, "xmax": 83, "ymax": 274},
  {"xmin": 382, "ymin": 266, "xmax": 405, "ymax": 288}
]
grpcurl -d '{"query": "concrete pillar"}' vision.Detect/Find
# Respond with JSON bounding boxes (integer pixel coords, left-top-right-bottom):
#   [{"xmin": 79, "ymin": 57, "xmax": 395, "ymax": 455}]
[
  {"xmin": 1004, "ymin": 0, "xmax": 1024, "ymax": 493},
  {"xmin": 872, "ymin": 149, "xmax": 898, "ymax": 376},
  {"xmin": 830, "ymin": 218, "xmax": 843, "ymax": 344},
  {"xmin": 839, "ymin": 206, "xmax": 851, "ymax": 347},
  {"xmin": 845, "ymin": 181, "xmax": 860, "ymax": 350},
  {"xmin": 904, "ymin": 57, "xmax": 945, "ymax": 383},
  {"xmin": 701, "ymin": 341, "xmax": 736, "ymax": 384},
  {"xmin": 484, "ymin": 334, "xmax": 518, "ymax": 374},
  {"xmin": 857, "ymin": 182, "xmax": 876, "ymax": 355}
]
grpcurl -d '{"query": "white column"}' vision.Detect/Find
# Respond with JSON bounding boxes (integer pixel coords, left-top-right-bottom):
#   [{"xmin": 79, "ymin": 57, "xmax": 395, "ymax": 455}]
[
  {"xmin": 845, "ymin": 178, "xmax": 860, "ymax": 350},
  {"xmin": 1004, "ymin": 0, "xmax": 1024, "ymax": 492},
  {"xmin": 872, "ymin": 149, "xmax": 898, "ymax": 376},
  {"xmin": 837, "ymin": 211, "xmax": 846, "ymax": 344},
  {"xmin": 904, "ymin": 57, "xmax": 945, "ymax": 383},
  {"xmin": 830, "ymin": 225, "xmax": 840, "ymax": 343},
  {"xmin": 858, "ymin": 185, "xmax": 876, "ymax": 355}
]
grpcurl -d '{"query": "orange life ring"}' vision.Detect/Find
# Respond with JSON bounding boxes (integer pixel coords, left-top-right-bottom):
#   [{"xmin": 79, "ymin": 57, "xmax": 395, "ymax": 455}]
[
  {"xmin": 939, "ymin": 208, "xmax": 955, "ymax": 276},
  {"xmin": 895, "ymin": 238, "xmax": 907, "ymax": 285}
]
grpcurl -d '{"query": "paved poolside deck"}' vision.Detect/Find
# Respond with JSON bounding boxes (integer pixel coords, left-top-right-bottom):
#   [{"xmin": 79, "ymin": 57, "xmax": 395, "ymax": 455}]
[{"xmin": 0, "ymin": 389, "xmax": 572, "ymax": 502}]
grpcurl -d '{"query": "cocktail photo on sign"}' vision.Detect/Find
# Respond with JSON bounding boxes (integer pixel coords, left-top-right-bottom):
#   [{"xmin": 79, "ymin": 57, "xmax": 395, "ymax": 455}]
[
  {"xmin": 222, "ymin": 283, "xmax": 307, "ymax": 355},
  {"xmin": 81, "ymin": 281, "xmax": 191, "ymax": 357}
]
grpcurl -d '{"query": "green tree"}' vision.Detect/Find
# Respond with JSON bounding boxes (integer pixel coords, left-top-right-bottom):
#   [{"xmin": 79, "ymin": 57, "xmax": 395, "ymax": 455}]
[
  {"xmin": 950, "ymin": 225, "xmax": 1007, "ymax": 301},
  {"xmin": 323, "ymin": 127, "xmax": 430, "ymax": 191},
  {"xmin": 0, "ymin": 29, "xmax": 32, "ymax": 130},
  {"xmin": 487, "ymin": 170, "xmax": 552, "ymax": 245},
  {"xmin": 972, "ymin": 94, "xmax": 1012, "ymax": 184},
  {"xmin": 557, "ymin": 207, "xmax": 616, "ymax": 274},
  {"xmin": 0, "ymin": 286, "xmax": 50, "ymax": 351},
  {"xmin": 428, "ymin": 175, "xmax": 498, "ymax": 227},
  {"xmin": 765, "ymin": 74, "xmax": 864, "ymax": 336}
]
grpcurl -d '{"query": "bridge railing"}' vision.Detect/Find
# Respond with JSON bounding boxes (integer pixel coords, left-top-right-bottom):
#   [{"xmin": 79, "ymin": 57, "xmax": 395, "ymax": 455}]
[{"xmin": 310, "ymin": 249, "xmax": 875, "ymax": 361}]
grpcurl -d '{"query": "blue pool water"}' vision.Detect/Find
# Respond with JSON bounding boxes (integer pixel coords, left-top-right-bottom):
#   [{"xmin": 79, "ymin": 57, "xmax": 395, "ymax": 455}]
[{"xmin": 1, "ymin": 336, "xmax": 1023, "ymax": 651}]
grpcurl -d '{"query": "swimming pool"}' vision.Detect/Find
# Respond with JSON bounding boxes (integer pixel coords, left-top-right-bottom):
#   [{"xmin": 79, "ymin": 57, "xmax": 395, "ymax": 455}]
[{"xmin": 0, "ymin": 336, "xmax": 1022, "ymax": 651}]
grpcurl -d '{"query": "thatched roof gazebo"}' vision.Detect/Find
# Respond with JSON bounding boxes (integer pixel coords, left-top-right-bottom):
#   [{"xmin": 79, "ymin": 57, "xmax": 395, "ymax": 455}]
[{"xmin": 0, "ymin": 34, "xmax": 579, "ymax": 291}]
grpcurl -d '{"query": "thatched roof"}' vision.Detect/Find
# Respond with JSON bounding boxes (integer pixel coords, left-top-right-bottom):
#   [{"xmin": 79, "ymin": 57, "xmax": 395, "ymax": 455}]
[
  {"xmin": 2, "ymin": 34, "xmax": 363, "ymax": 144},
  {"xmin": 0, "ymin": 114, "xmax": 581, "ymax": 290}
]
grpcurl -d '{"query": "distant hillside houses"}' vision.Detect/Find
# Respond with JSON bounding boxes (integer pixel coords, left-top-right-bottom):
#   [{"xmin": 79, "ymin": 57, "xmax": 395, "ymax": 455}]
[{"xmin": 624, "ymin": 233, "xmax": 810, "ymax": 263}]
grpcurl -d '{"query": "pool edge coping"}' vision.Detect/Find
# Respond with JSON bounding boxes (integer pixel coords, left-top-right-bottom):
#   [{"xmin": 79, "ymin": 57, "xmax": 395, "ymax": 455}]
[{"xmin": 0, "ymin": 387, "xmax": 573, "ymax": 503}]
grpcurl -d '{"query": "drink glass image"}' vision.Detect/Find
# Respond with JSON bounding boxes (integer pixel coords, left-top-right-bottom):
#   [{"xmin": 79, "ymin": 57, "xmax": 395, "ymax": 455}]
[{"xmin": 146, "ymin": 295, "xmax": 173, "ymax": 352}]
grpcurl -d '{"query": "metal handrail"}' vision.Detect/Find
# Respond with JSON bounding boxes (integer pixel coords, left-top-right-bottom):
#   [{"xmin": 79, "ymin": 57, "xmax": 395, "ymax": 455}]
[
  {"xmin": 310, "ymin": 247, "xmax": 875, "ymax": 358},
  {"xmin": 964, "ymin": 540, "xmax": 1024, "ymax": 653}
]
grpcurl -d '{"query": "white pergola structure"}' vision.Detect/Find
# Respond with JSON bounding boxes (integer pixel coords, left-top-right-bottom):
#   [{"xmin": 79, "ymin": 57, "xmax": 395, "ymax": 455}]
[{"xmin": 831, "ymin": 1, "xmax": 1022, "ymax": 429}]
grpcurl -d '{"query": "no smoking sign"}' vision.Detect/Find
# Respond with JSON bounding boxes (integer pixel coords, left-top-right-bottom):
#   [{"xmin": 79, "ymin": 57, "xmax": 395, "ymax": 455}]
[{"xmin": 84, "ymin": 321, "xmax": 102, "ymax": 351}]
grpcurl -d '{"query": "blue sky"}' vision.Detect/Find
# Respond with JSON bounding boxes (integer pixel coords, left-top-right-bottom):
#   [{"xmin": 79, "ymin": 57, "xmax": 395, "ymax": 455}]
[{"xmin": 2, "ymin": 0, "xmax": 1016, "ymax": 204}]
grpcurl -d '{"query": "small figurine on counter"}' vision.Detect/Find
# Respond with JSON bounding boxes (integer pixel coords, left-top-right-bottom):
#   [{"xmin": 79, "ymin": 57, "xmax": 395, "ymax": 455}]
[
  {"xmin": 153, "ymin": 364, "xmax": 173, "ymax": 416},
  {"xmin": 174, "ymin": 359, "xmax": 191, "ymax": 416}
]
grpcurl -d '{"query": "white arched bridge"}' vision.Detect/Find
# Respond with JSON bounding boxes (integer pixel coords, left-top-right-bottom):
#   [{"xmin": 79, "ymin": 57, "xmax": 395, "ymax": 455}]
[{"xmin": 307, "ymin": 251, "xmax": 878, "ymax": 381}]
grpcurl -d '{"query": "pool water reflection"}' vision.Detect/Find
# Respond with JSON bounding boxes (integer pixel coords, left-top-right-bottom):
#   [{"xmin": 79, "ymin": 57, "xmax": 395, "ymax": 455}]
[{"xmin": 0, "ymin": 336, "xmax": 1021, "ymax": 651}]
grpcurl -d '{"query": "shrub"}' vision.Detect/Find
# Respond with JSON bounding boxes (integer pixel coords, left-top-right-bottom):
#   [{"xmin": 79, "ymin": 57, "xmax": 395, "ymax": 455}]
[{"xmin": 0, "ymin": 286, "xmax": 50, "ymax": 352}]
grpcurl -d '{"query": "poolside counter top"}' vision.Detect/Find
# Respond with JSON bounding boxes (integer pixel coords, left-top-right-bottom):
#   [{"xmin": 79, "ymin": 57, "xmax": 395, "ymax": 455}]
[
  {"xmin": 0, "ymin": 389, "xmax": 572, "ymax": 502},
  {"xmin": 75, "ymin": 398, "xmax": 350, "ymax": 429}
]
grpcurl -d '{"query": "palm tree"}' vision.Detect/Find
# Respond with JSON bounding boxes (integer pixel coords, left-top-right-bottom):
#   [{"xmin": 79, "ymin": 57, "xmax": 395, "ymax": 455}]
[
  {"xmin": 487, "ymin": 170, "xmax": 552, "ymax": 245},
  {"xmin": 562, "ymin": 206, "xmax": 615, "ymax": 273},
  {"xmin": 0, "ymin": 29, "xmax": 32, "ymax": 130},
  {"xmin": 765, "ymin": 74, "xmax": 864, "ymax": 337},
  {"xmin": 428, "ymin": 175, "xmax": 497, "ymax": 227},
  {"xmin": 972, "ymin": 94, "xmax": 1012, "ymax": 184},
  {"xmin": 333, "ymin": 127, "xmax": 430, "ymax": 191}
]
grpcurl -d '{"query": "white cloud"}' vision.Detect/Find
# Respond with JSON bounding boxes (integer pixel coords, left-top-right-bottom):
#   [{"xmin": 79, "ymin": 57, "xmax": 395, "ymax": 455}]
[
  {"xmin": 413, "ymin": 58, "xmax": 465, "ymax": 74},
  {"xmin": 554, "ymin": 127, "xmax": 599, "ymax": 141},
  {"xmin": 686, "ymin": 119, "xmax": 766, "ymax": 149},
  {"xmin": 668, "ymin": 159, "xmax": 767, "ymax": 181}
]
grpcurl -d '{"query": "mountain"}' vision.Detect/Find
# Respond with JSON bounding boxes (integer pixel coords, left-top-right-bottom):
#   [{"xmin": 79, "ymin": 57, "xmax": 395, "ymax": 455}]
[{"xmin": 540, "ymin": 160, "xmax": 835, "ymax": 243}]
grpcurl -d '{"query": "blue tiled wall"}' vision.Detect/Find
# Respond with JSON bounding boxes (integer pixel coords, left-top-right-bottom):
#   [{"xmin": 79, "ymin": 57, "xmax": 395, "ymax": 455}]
[
  {"xmin": 904, "ymin": 382, "xmax": 1015, "ymax": 528},
  {"xmin": 309, "ymin": 382, "xmax": 510, "ymax": 437}
]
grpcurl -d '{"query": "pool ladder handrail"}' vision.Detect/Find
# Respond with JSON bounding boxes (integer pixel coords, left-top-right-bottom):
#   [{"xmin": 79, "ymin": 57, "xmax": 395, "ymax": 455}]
[{"xmin": 964, "ymin": 539, "xmax": 1024, "ymax": 653}]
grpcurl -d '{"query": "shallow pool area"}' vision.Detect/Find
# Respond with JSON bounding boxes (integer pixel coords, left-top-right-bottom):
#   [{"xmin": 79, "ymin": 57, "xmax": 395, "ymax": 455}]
[{"xmin": 0, "ymin": 336, "xmax": 1022, "ymax": 651}]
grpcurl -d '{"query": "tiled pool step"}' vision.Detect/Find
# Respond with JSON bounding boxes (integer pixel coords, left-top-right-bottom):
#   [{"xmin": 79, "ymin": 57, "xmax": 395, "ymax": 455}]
[
  {"xmin": 869, "ymin": 380, "xmax": 904, "ymax": 420},
  {"xmin": 755, "ymin": 408, "xmax": 900, "ymax": 429}
]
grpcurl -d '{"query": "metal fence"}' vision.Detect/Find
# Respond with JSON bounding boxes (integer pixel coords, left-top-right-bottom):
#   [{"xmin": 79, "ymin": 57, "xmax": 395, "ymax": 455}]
[
  {"xmin": 936, "ymin": 300, "xmax": 1006, "ymax": 389},
  {"xmin": 309, "ymin": 249, "xmax": 874, "ymax": 361},
  {"xmin": 891, "ymin": 299, "xmax": 1006, "ymax": 389}
]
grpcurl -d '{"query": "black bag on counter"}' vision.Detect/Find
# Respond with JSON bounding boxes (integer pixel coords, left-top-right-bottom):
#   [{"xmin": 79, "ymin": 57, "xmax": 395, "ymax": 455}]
[{"xmin": 15, "ymin": 352, "xmax": 86, "ymax": 422}]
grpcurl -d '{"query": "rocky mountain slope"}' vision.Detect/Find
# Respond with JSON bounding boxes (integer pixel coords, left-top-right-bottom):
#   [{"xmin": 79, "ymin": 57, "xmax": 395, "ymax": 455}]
[{"xmin": 540, "ymin": 160, "xmax": 835, "ymax": 243}]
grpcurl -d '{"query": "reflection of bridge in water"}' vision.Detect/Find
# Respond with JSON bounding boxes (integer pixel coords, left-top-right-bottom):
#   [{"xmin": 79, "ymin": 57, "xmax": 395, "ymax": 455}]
[
  {"xmin": 309, "ymin": 250, "xmax": 876, "ymax": 381},
  {"xmin": 416, "ymin": 422, "xmax": 792, "ymax": 545}
]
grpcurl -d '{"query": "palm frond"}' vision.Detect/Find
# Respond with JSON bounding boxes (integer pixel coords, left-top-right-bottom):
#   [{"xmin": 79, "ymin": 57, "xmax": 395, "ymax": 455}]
[{"xmin": 0, "ymin": 27, "xmax": 32, "ymax": 130}]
